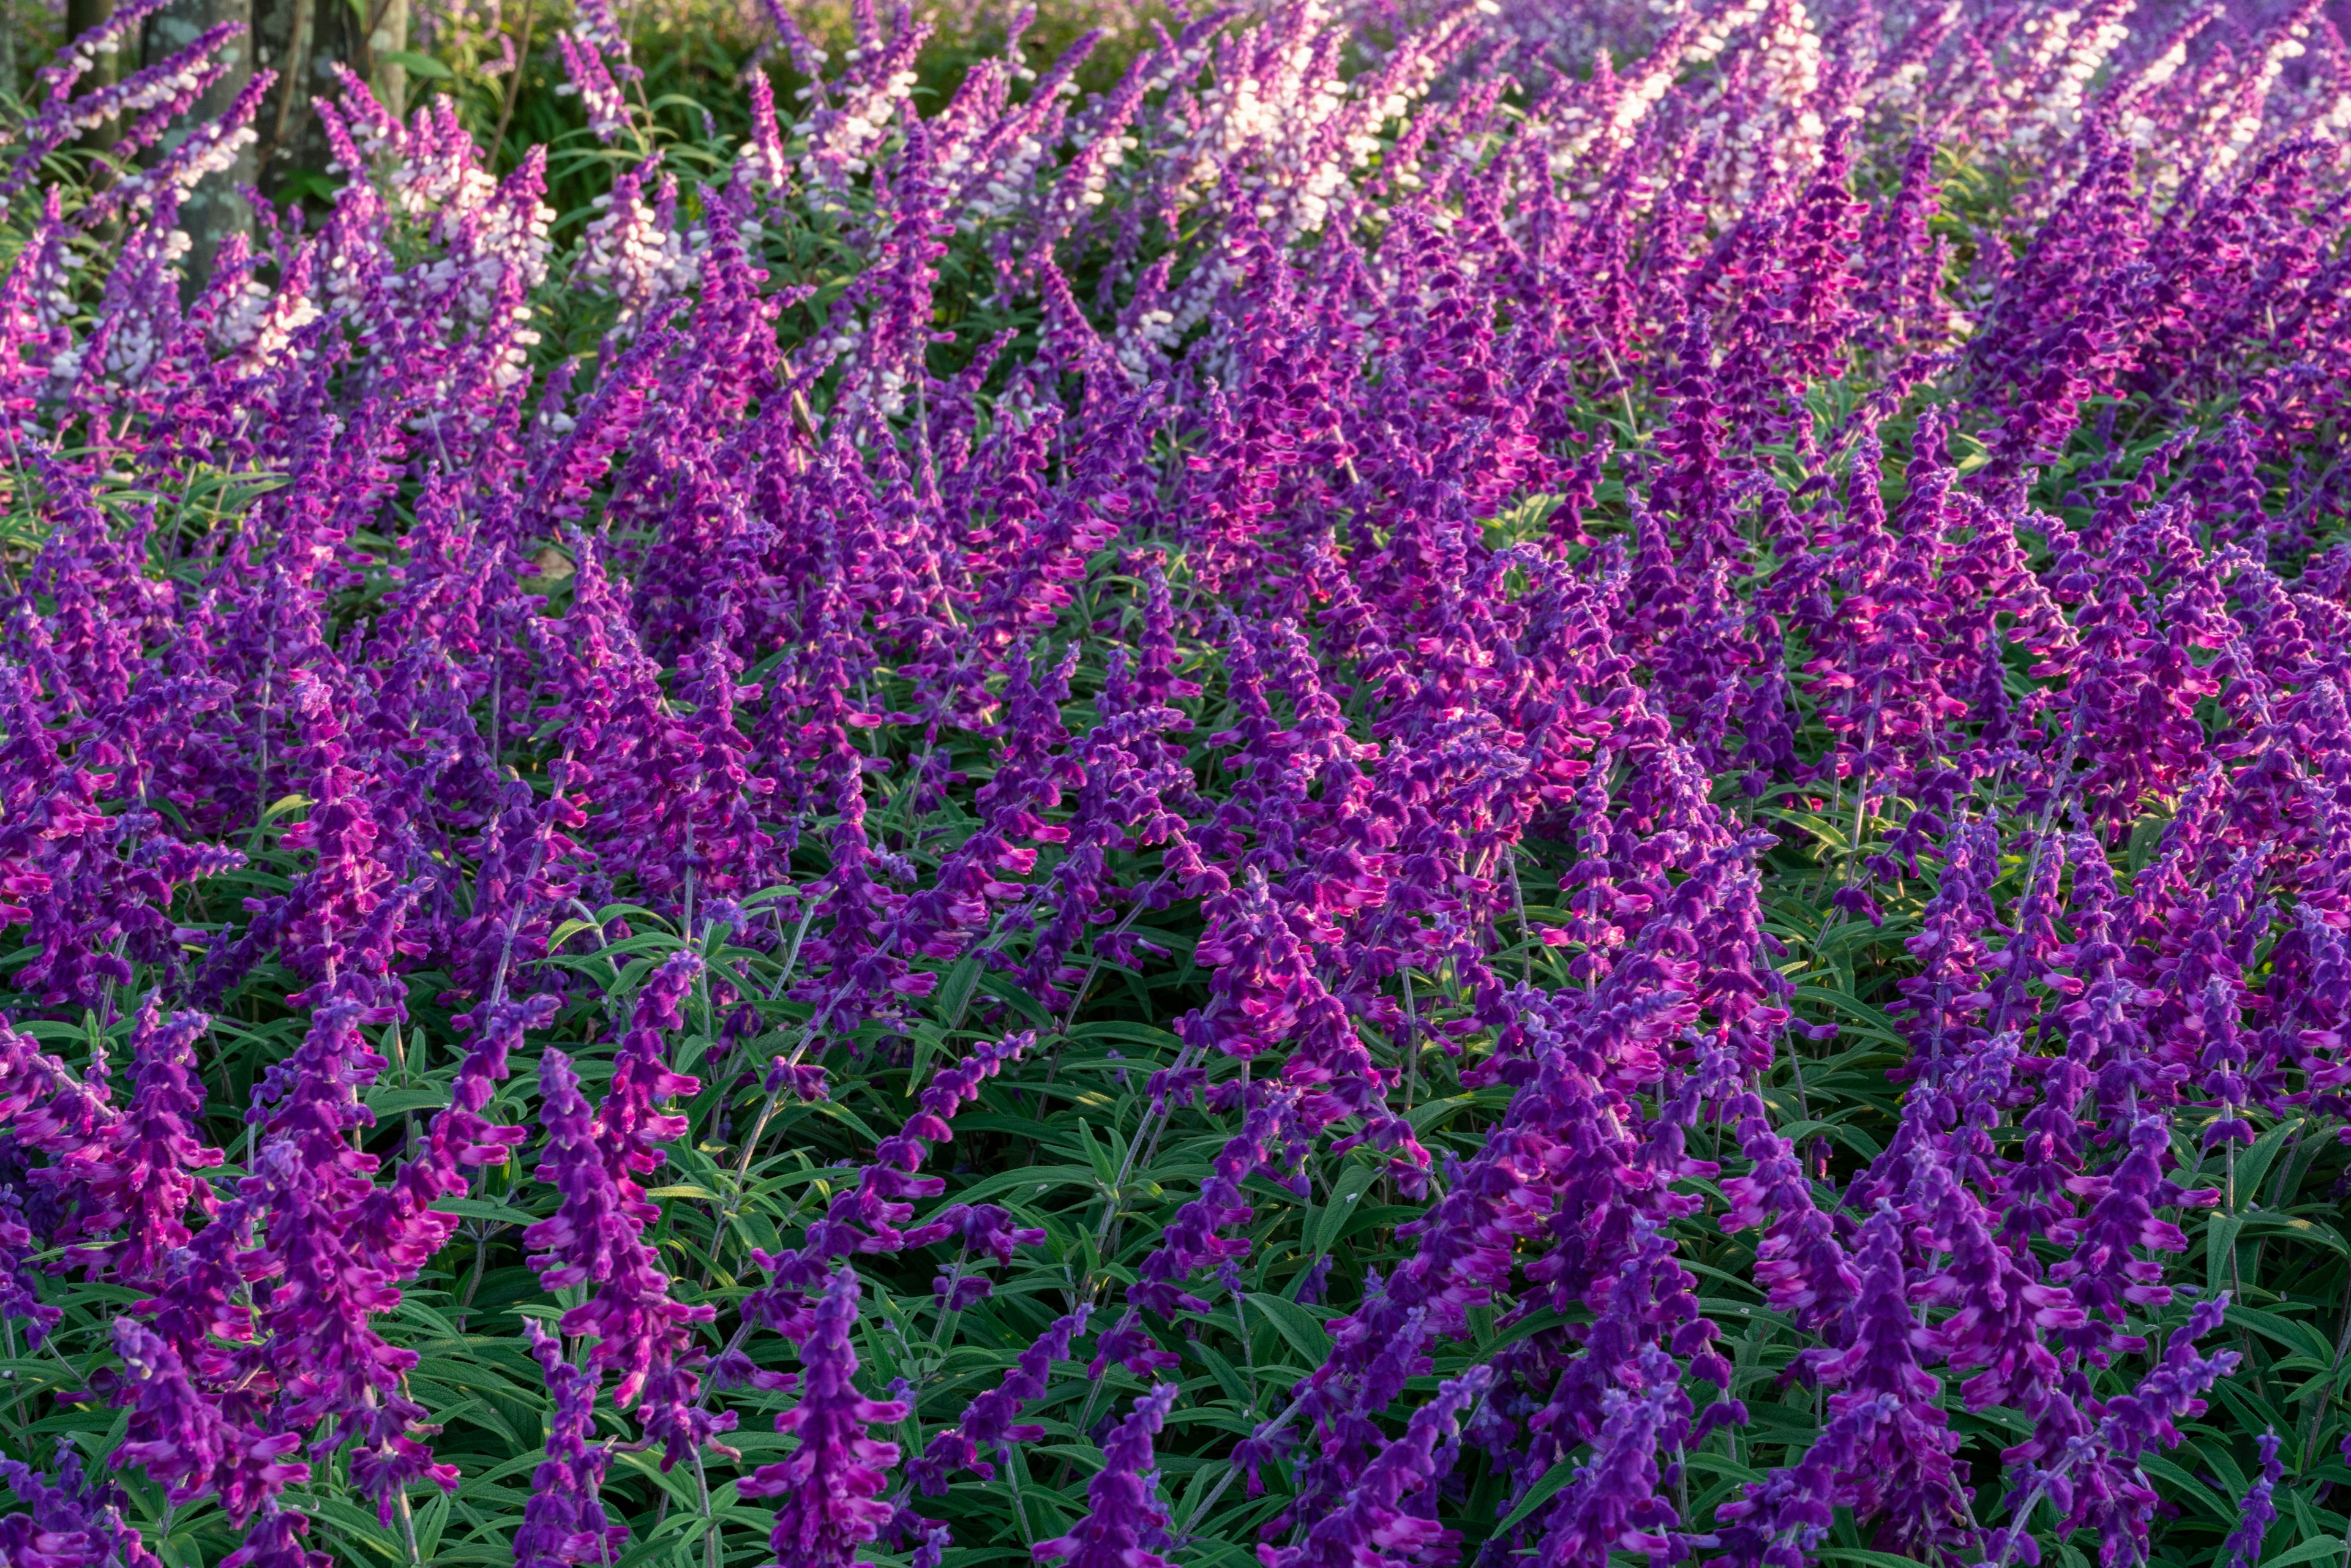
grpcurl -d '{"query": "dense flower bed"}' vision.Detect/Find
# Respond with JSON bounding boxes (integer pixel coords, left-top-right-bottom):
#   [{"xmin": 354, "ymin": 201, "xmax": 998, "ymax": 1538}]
[{"xmin": 3, "ymin": 0, "xmax": 2351, "ymax": 1564}]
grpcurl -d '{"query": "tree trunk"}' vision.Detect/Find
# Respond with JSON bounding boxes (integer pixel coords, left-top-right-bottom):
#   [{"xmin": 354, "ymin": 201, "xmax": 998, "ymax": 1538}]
[
  {"xmin": 66, "ymin": 0, "xmax": 119, "ymax": 146},
  {"xmin": 252, "ymin": 0, "xmax": 311, "ymax": 187},
  {"xmin": 0, "ymin": 1, "xmax": 13, "ymax": 104},
  {"xmin": 144, "ymin": 0, "xmax": 257, "ymax": 291},
  {"xmin": 252, "ymin": 0, "xmax": 375, "ymax": 204},
  {"xmin": 369, "ymin": 0, "xmax": 411, "ymax": 121},
  {"xmin": 66, "ymin": 0, "xmax": 119, "ymax": 62}
]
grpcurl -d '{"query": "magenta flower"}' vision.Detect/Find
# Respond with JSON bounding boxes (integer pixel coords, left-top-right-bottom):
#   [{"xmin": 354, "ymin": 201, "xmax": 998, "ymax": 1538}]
[
  {"xmin": 910, "ymin": 1307, "xmax": 1089, "ymax": 1493},
  {"xmin": 0, "ymin": 1440, "xmax": 167, "ymax": 1568},
  {"xmin": 52, "ymin": 996, "xmax": 221, "ymax": 1285},
  {"xmin": 1266, "ymin": 1367, "xmax": 1489, "ymax": 1568},
  {"xmin": 1032, "ymin": 1384, "xmax": 1179, "ymax": 1568},
  {"xmin": 740, "ymin": 1267, "xmax": 909, "ymax": 1568},
  {"xmin": 513, "ymin": 1318, "xmax": 630, "ymax": 1568}
]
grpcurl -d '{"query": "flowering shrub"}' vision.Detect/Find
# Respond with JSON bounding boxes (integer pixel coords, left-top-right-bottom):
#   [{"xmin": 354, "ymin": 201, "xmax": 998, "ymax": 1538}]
[{"xmin": 3, "ymin": 0, "xmax": 2351, "ymax": 1564}]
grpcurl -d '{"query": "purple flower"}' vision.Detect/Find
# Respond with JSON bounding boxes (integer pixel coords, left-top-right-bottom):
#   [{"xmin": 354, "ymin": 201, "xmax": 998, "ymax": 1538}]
[
  {"xmin": 220, "ymin": 1506, "xmax": 332, "ymax": 1568},
  {"xmin": 1718, "ymin": 1086, "xmax": 1856, "ymax": 1332},
  {"xmin": 1533, "ymin": 1350, "xmax": 1687, "ymax": 1567},
  {"xmin": 2050, "ymin": 1113, "xmax": 2217, "ymax": 1349},
  {"xmin": 1032, "ymin": 1384, "xmax": 1180, "ymax": 1568},
  {"xmin": 432, "ymin": 992, "xmax": 559, "ymax": 1175},
  {"xmin": 1812, "ymin": 1206, "xmax": 1973, "ymax": 1556},
  {"xmin": 110, "ymin": 1316, "xmax": 242, "ymax": 1506},
  {"xmin": 762, "ymin": 1032, "xmax": 1037, "ymax": 1293},
  {"xmin": 513, "ymin": 1318, "xmax": 629, "ymax": 1568},
  {"xmin": 0, "ymin": 1440, "xmax": 167, "ymax": 1568},
  {"xmin": 1264, "ymin": 1367, "xmax": 1490, "ymax": 1568},
  {"xmin": 909, "ymin": 1307, "xmax": 1089, "ymax": 1493},
  {"xmin": 524, "ymin": 1047, "xmax": 716, "ymax": 1454},
  {"xmin": 1709, "ymin": 1394, "xmax": 1899, "ymax": 1568},
  {"xmin": 1991, "ymin": 1296, "xmax": 2241, "ymax": 1566},
  {"xmin": 0, "ymin": 1183, "xmax": 59, "ymax": 1348},
  {"xmin": 2220, "ymin": 1431, "xmax": 2281, "ymax": 1568},
  {"xmin": 1913, "ymin": 1161, "xmax": 2080, "ymax": 1414},
  {"xmin": 51, "ymin": 996, "xmax": 220, "ymax": 1285},
  {"xmin": 740, "ymin": 1267, "xmax": 908, "ymax": 1567}
]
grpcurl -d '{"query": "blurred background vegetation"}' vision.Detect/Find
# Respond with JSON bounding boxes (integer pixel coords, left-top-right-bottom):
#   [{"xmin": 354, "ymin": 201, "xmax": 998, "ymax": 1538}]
[{"xmin": 0, "ymin": 0, "xmax": 1163, "ymax": 229}]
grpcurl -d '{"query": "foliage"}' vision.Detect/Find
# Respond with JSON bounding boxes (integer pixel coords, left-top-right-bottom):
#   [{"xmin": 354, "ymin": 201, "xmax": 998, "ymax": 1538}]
[{"xmin": 1, "ymin": 0, "xmax": 2351, "ymax": 1566}]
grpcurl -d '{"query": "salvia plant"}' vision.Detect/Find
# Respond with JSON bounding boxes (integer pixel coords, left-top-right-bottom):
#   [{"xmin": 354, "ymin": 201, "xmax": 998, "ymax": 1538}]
[{"xmin": 2, "ymin": 0, "xmax": 2351, "ymax": 1562}]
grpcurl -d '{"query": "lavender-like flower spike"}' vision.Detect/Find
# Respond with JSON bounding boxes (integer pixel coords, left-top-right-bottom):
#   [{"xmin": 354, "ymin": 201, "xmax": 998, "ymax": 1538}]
[
  {"xmin": 246, "ymin": 1135, "xmax": 454, "ymax": 1519},
  {"xmin": 1914, "ymin": 1161, "xmax": 2081, "ymax": 1416},
  {"xmin": 432, "ymin": 992, "xmax": 560, "ymax": 1174},
  {"xmin": 0, "ymin": 0, "xmax": 224, "ymax": 214},
  {"xmin": 0, "ymin": 1185, "xmax": 59, "ymax": 1348},
  {"xmin": 110, "ymin": 1316, "xmax": 243, "ymax": 1507},
  {"xmin": 525, "ymin": 1048, "xmax": 632, "ymax": 1294},
  {"xmin": 2092, "ymin": 1294, "xmax": 2240, "ymax": 1464},
  {"xmin": 1813, "ymin": 1205, "xmax": 1972, "ymax": 1556},
  {"xmin": 0, "ymin": 1439, "xmax": 168, "ymax": 1568},
  {"xmin": 766, "ymin": 1031, "xmax": 1038, "ymax": 1291},
  {"xmin": 514, "ymin": 1318, "xmax": 629, "ymax": 1568},
  {"xmin": 1992, "ymin": 1296, "xmax": 2242, "ymax": 1566},
  {"xmin": 1532, "ymin": 1349, "xmax": 1687, "ymax": 1567},
  {"xmin": 555, "ymin": 32, "xmax": 634, "ymax": 144},
  {"xmin": 909, "ymin": 1306, "xmax": 1090, "ymax": 1493},
  {"xmin": 1716, "ymin": 1082, "xmax": 1856, "ymax": 1333},
  {"xmin": 741, "ymin": 1267, "xmax": 909, "ymax": 1568},
  {"xmin": 52, "ymin": 994, "xmax": 221, "ymax": 1285},
  {"xmin": 1032, "ymin": 1383, "xmax": 1180, "ymax": 1568},
  {"xmin": 1709, "ymin": 1395, "xmax": 1899, "ymax": 1568},
  {"xmin": 525, "ymin": 1045, "xmax": 716, "ymax": 1433},
  {"xmin": 2220, "ymin": 1431, "xmax": 2281, "ymax": 1568},
  {"xmin": 1263, "ymin": 1365, "xmax": 1490, "ymax": 1568},
  {"xmin": 596, "ymin": 950, "xmax": 703, "ymax": 1202},
  {"xmin": 220, "ymin": 1504, "xmax": 332, "ymax": 1568},
  {"xmin": 2050, "ymin": 1112, "xmax": 2218, "ymax": 1348}
]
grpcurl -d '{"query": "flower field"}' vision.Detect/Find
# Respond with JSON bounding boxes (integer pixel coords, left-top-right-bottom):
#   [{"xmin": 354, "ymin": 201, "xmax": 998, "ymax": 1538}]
[{"xmin": 4, "ymin": 0, "xmax": 2351, "ymax": 1562}]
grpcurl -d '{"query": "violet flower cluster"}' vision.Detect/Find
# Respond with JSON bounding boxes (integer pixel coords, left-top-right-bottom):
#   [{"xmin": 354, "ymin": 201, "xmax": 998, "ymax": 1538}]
[{"xmin": 0, "ymin": 0, "xmax": 2347, "ymax": 1561}]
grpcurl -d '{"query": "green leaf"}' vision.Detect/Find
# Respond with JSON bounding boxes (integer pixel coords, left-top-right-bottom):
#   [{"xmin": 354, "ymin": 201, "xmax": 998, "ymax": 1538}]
[
  {"xmin": 1247, "ymin": 1293, "xmax": 1333, "ymax": 1367},
  {"xmin": 2235, "ymin": 1213, "xmax": 2349, "ymax": 1256},
  {"xmin": 932, "ymin": 955, "xmax": 984, "ymax": 1029},
  {"xmin": 364, "ymin": 1085, "xmax": 450, "ymax": 1116},
  {"xmin": 2232, "ymin": 1307, "xmax": 2335, "ymax": 1364},
  {"xmin": 2138, "ymin": 1454, "xmax": 2235, "ymax": 1523},
  {"xmin": 1308, "ymin": 1162, "xmax": 1381, "ymax": 1258},
  {"xmin": 377, "ymin": 47, "xmax": 456, "ymax": 78},
  {"xmin": 1491, "ymin": 1458, "xmax": 1578, "ymax": 1536},
  {"xmin": 2207, "ymin": 1212, "xmax": 2244, "ymax": 1293},
  {"xmin": 414, "ymin": 1488, "xmax": 451, "ymax": 1559},
  {"xmin": 547, "ymin": 917, "xmax": 602, "ymax": 951},
  {"xmin": 1076, "ymin": 1119, "xmax": 1122, "ymax": 1190},
  {"xmin": 1788, "ymin": 985, "xmax": 1908, "ymax": 1045},
  {"xmin": 431, "ymin": 1196, "xmax": 537, "ymax": 1226},
  {"xmin": 2233, "ymin": 1116, "xmax": 2300, "ymax": 1205},
  {"xmin": 260, "ymin": 793, "xmax": 313, "ymax": 825},
  {"xmin": 1484, "ymin": 1307, "xmax": 1575, "ymax": 1354},
  {"xmin": 307, "ymin": 1496, "xmax": 409, "ymax": 1562},
  {"xmin": 1067, "ymin": 1022, "xmax": 1186, "ymax": 1050},
  {"xmin": 947, "ymin": 1165, "xmax": 1101, "ymax": 1205},
  {"xmin": 1406, "ymin": 1091, "xmax": 1510, "ymax": 1132}
]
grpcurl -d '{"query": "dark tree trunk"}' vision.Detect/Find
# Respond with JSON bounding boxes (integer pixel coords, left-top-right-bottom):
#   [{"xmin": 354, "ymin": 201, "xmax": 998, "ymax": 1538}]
[
  {"xmin": 144, "ymin": 0, "xmax": 257, "ymax": 288},
  {"xmin": 66, "ymin": 0, "xmax": 119, "ymax": 143},
  {"xmin": 252, "ymin": 0, "xmax": 399, "ymax": 203},
  {"xmin": 130, "ymin": 0, "xmax": 411, "ymax": 288}
]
